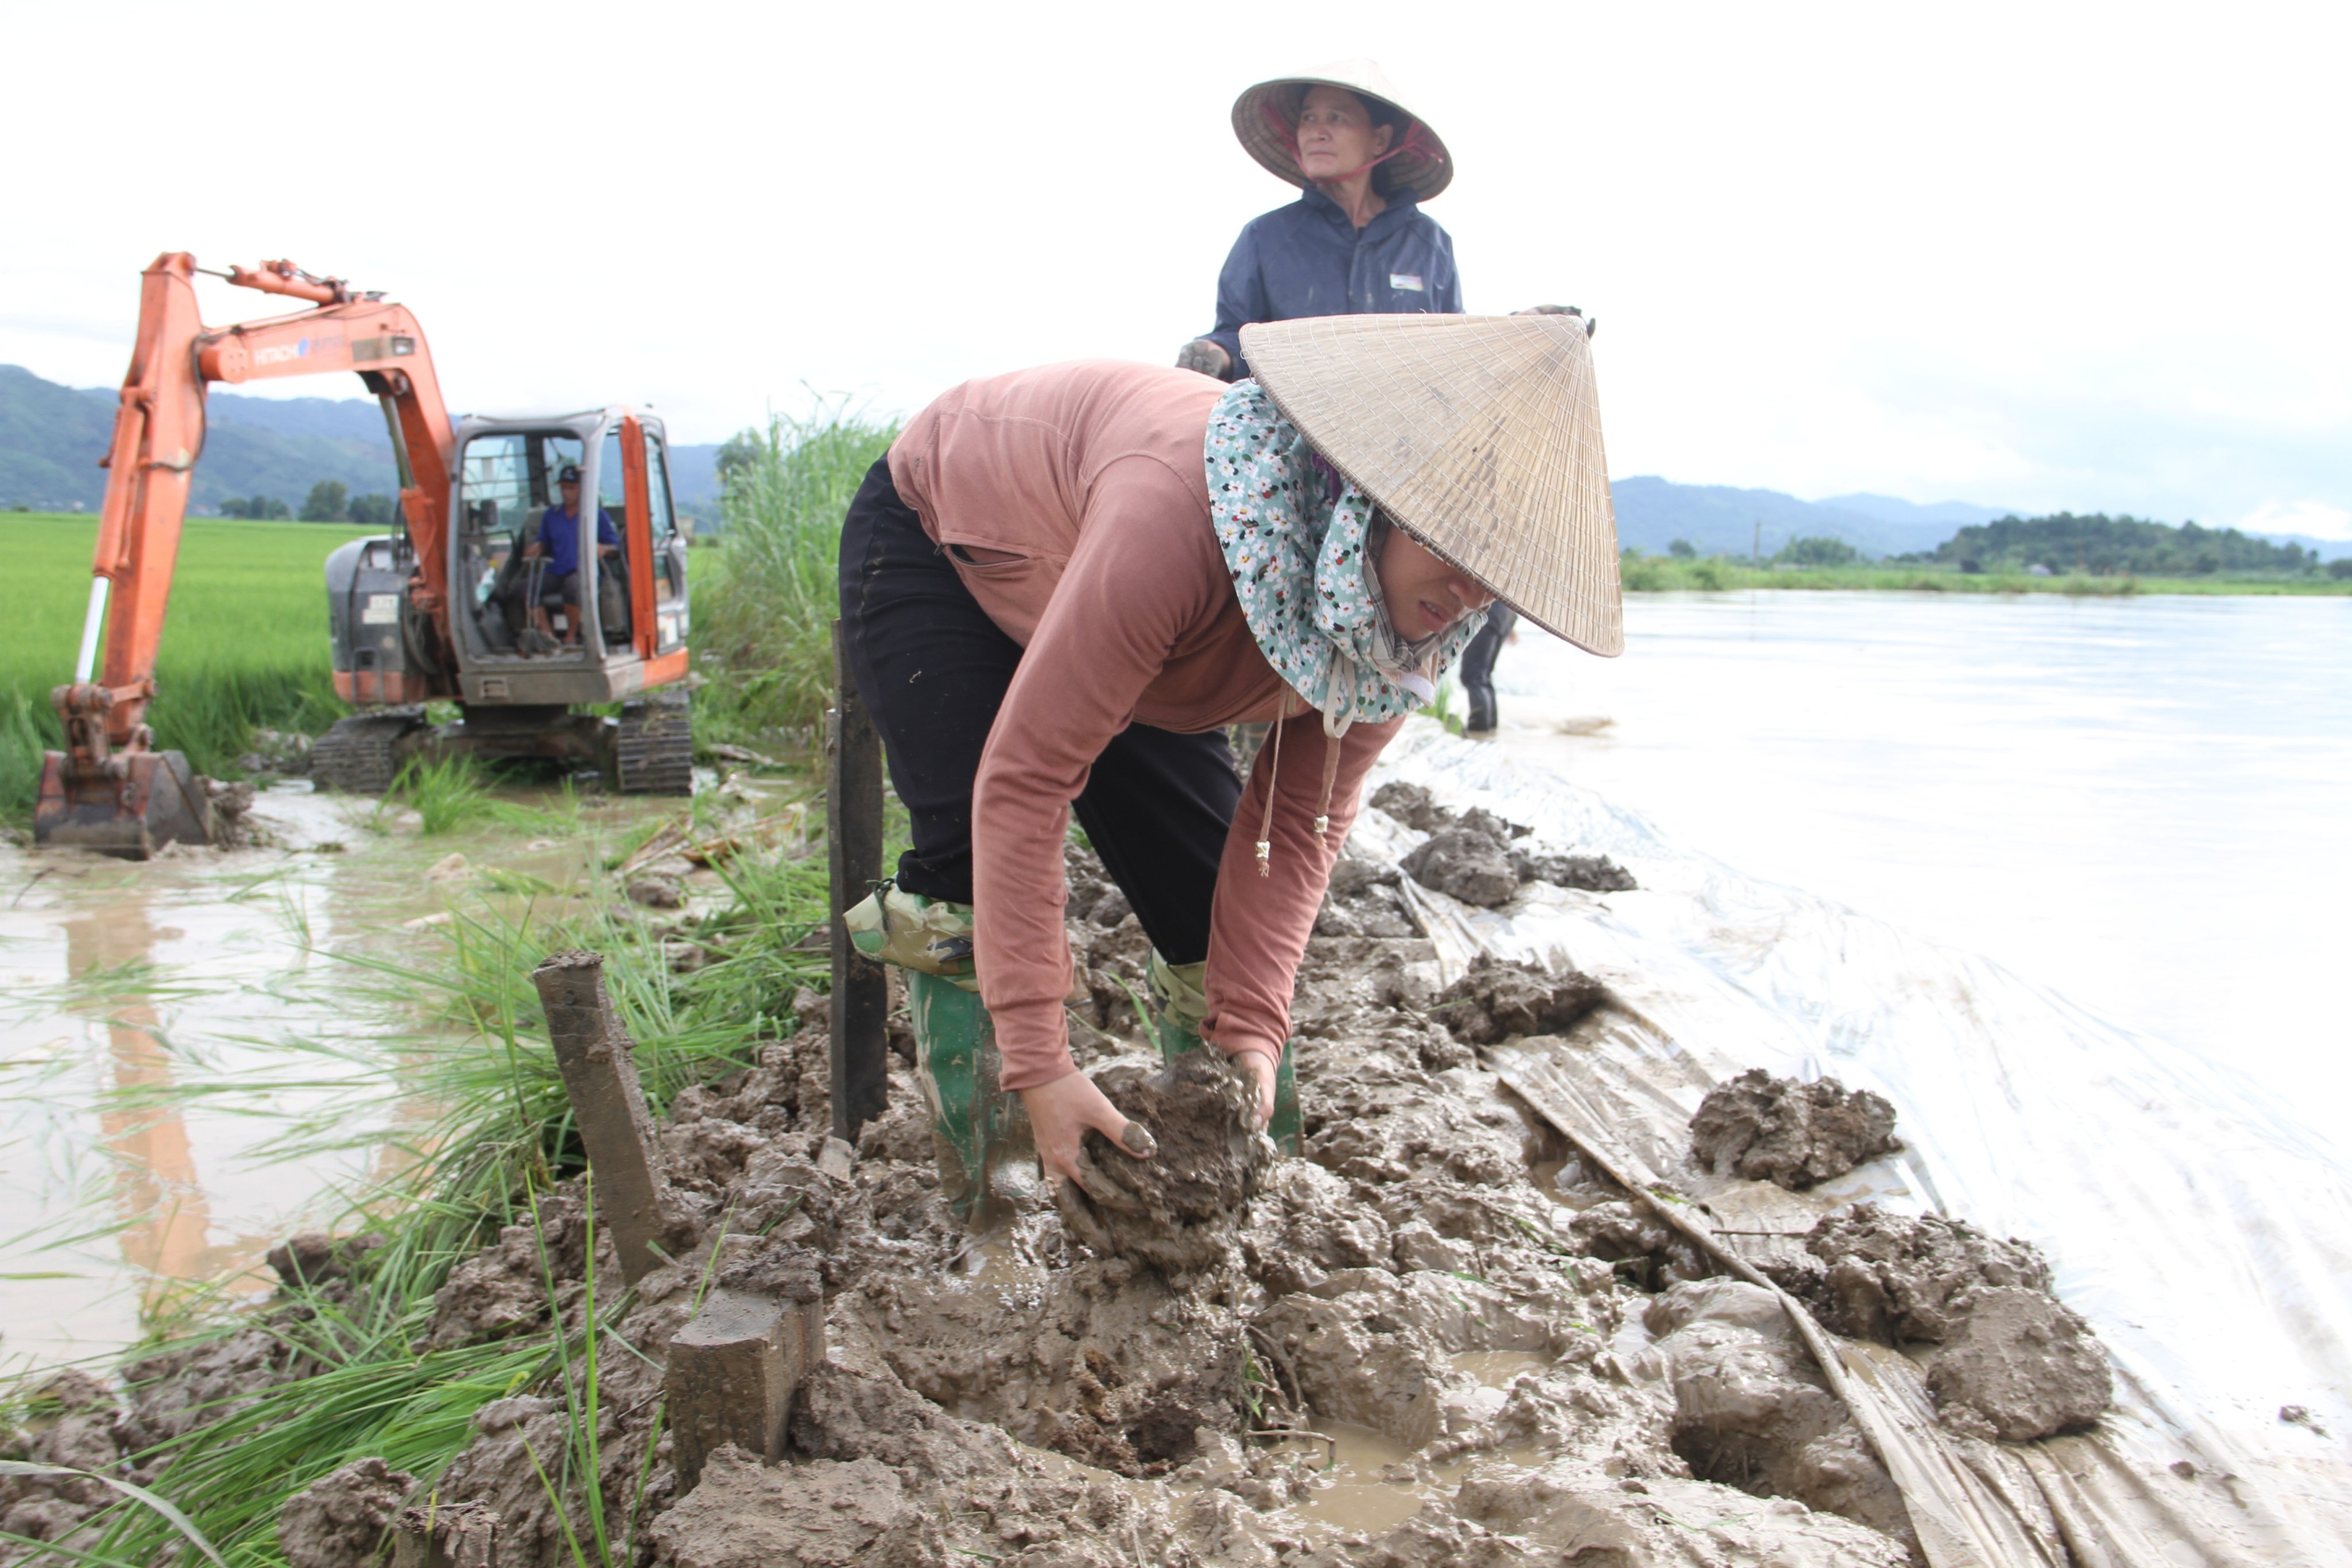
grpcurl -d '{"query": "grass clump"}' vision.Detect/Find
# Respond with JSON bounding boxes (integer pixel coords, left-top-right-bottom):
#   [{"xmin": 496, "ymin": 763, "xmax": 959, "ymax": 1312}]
[
  {"xmin": 384, "ymin": 754, "xmax": 495, "ymax": 836},
  {"xmin": 692, "ymin": 402, "xmax": 897, "ymax": 758}
]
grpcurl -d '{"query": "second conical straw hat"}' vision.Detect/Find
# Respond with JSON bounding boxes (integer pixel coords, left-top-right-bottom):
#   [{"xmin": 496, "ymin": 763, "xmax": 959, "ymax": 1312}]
[
  {"xmin": 1231, "ymin": 59, "xmax": 1453, "ymax": 201},
  {"xmin": 1239, "ymin": 314, "xmax": 1623, "ymax": 656}
]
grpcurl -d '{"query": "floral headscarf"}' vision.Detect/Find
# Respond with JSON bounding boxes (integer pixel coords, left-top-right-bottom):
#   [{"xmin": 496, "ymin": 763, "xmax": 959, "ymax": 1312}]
[{"xmin": 1205, "ymin": 381, "xmax": 1485, "ymax": 735}]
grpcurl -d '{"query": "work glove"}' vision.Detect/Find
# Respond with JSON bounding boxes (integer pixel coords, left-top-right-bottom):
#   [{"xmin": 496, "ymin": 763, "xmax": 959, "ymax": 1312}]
[
  {"xmin": 1514, "ymin": 304, "xmax": 1597, "ymax": 337},
  {"xmin": 1176, "ymin": 338, "xmax": 1232, "ymax": 379}
]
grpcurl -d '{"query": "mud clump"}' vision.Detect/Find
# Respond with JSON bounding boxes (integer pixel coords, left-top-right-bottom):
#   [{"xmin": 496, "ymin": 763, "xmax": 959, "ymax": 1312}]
[
  {"xmin": 1401, "ymin": 827, "xmax": 1521, "ymax": 906},
  {"xmin": 1315, "ymin": 856, "xmax": 1422, "ymax": 939},
  {"xmin": 1791, "ymin": 1204, "xmax": 2052, "ymax": 1344},
  {"xmin": 1434, "ymin": 952, "xmax": 1607, "ymax": 1045},
  {"xmin": 0, "ymin": 1372, "xmax": 124, "ymax": 1551},
  {"xmin": 266, "ymin": 1230, "xmax": 385, "ymax": 1290},
  {"xmin": 1785, "ymin": 1204, "xmax": 2112, "ymax": 1442},
  {"xmin": 1510, "ymin": 847, "xmax": 1637, "ymax": 893},
  {"xmin": 1059, "ymin": 1051, "xmax": 1272, "ymax": 1274},
  {"xmin": 1690, "ymin": 1069, "xmax": 1901, "ymax": 1189},
  {"xmin": 1374, "ymin": 781, "xmax": 1637, "ymax": 900},
  {"xmin": 1368, "ymin": 779, "xmax": 1451, "ymax": 831},
  {"xmin": 277, "ymin": 1457, "xmax": 414, "ymax": 1568},
  {"xmin": 1926, "ymin": 1286, "xmax": 2112, "ymax": 1442}
]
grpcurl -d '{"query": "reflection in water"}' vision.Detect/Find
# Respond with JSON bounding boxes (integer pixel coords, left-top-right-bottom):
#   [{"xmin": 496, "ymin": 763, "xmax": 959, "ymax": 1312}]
[
  {"xmin": 1, "ymin": 779, "xmax": 686, "ymax": 1365},
  {"xmin": 61, "ymin": 900, "xmax": 242, "ymax": 1310}
]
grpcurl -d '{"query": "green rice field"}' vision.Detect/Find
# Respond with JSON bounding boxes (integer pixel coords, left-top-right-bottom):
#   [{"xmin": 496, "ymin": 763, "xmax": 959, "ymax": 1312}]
[{"xmin": 1, "ymin": 512, "xmax": 375, "ymax": 818}]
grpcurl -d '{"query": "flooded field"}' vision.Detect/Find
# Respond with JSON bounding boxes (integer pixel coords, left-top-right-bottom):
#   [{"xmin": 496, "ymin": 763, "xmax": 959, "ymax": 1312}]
[
  {"xmin": 0, "ymin": 782, "xmax": 685, "ymax": 1366},
  {"xmin": 1494, "ymin": 589, "xmax": 2352, "ymax": 1105}
]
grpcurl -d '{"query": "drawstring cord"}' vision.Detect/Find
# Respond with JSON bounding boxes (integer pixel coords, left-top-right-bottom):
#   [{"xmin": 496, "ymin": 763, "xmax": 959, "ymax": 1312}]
[
  {"xmin": 1257, "ymin": 667, "xmax": 1359, "ymax": 878},
  {"xmin": 1254, "ymin": 693, "xmax": 1293, "ymax": 876}
]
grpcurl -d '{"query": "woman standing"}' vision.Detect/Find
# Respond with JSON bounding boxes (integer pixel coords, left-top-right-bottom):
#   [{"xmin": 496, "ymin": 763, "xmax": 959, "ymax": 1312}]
[
  {"xmin": 1176, "ymin": 61, "xmax": 1461, "ymax": 383},
  {"xmin": 839, "ymin": 314, "xmax": 1621, "ymax": 1203}
]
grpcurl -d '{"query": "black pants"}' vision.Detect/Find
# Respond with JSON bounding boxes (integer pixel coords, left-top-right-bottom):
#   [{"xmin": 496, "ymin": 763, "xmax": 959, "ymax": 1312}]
[
  {"xmin": 1458, "ymin": 604, "xmax": 1516, "ymax": 733},
  {"xmin": 836, "ymin": 458, "xmax": 1241, "ymax": 966}
]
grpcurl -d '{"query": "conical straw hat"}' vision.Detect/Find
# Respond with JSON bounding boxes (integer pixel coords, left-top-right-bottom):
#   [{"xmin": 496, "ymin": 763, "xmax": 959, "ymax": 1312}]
[
  {"xmin": 1231, "ymin": 59, "xmax": 1454, "ymax": 202},
  {"xmin": 1239, "ymin": 314, "xmax": 1623, "ymax": 656}
]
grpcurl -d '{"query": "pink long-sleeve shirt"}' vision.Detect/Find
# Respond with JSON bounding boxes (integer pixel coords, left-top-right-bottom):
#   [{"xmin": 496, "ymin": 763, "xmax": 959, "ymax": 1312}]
[{"xmin": 886, "ymin": 360, "xmax": 1400, "ymax": 1091}]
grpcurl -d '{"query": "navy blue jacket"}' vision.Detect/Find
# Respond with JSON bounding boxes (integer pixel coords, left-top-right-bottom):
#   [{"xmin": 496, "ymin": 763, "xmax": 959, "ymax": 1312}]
[{"xmin": 1203, "ymin": 185, "xmax": 1463, "ymax": 378}]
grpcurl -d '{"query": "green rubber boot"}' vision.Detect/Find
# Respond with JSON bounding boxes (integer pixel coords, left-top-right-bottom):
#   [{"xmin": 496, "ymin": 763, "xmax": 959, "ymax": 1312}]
[
  {"xmin": 905, "ymin": 970, "xmax": 1034, "ymax": 1229},
  {"xmin": 843, "ymin": 883, "xmax": 1031, "ymax": 1227},
  {"xmin": 1146, "ymin": 951, "xmax": 1301, "ymax": 1155}
]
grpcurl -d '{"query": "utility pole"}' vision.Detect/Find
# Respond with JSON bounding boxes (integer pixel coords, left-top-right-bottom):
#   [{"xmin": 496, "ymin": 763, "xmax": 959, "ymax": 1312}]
[{"xmin": 1752, "ymin": 520, "xmax": 1761, "ymax": 569}]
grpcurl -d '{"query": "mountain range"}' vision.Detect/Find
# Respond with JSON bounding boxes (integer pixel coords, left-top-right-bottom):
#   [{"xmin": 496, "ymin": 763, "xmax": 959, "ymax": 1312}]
[
  {"xmin": 0, "ymin": 365, "xmax": 721, "ymax": 517},
  {"xmin": 5, "ymin": 365, "xmax": 2343, "ymax": 560},
  {"xmin": 1608, "ymin": 478, "xmax": 2016, "ymax": 559}
]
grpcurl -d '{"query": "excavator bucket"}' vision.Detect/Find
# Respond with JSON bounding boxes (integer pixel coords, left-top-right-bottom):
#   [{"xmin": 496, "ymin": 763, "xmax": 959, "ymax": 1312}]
[{"xmin": 32, "ymin": 750, "xmax": 215, "ymax": 859}]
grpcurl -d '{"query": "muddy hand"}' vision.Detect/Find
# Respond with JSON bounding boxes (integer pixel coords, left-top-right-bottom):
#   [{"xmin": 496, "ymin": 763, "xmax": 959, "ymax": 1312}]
[
  {"xmin": 1069, "ymin": 1146, "xmax": 1149, "ymax": 1212},
  {"xmin": 1175, "ymin": 338, "xmax": 1231, "ymax": 378},
  {"xmin": 1020, "ymin": 1068, "xmax": 1153, "ymax": 1190},
  {"xmin": 1055, "ymin": 1179, "xmax": 1121, "ymax": 1255},
  {"xmin": 1229, "ymin": 1048, "xmax": 1279, "ymax": 1133}
]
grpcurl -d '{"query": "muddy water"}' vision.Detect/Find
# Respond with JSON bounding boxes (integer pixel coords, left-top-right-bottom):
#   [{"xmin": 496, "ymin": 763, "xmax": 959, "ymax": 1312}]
[{"xmin": 0, "ymin": 782, "xmax": 679, "ymax": 1368}]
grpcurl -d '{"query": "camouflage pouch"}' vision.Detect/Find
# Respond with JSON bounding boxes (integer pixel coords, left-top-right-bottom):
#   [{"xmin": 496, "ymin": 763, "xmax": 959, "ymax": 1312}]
[{"xmin": 841, "ymin": 880, "xmax": 979, "ymax": 992}]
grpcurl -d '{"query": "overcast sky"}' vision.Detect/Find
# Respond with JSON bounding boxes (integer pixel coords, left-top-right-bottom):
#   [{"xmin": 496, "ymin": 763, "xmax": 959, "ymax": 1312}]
[{"xmin": 7, "ymin": 2, "xmax": 2346, "ymax": 535}]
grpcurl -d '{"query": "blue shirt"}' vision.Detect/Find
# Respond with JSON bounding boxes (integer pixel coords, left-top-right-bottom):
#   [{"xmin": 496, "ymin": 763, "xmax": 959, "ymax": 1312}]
[
  {"xmin": 1203, "ymin": 186, "xmax": 1464, "ymax": 378},
  {"xmin": 539, "ymin": 503, "xmax": 618, "ymax": 578}
]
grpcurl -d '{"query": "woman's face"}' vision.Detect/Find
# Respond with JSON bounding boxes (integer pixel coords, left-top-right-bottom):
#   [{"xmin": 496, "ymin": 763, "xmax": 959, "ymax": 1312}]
[
  {"xmin": 1295, "ymin": 86, "xmax": 1393, "ymax": 183},
  {"xmin": 1378, "ymin": 524, "xmax": 1495, "ymax": 639}
]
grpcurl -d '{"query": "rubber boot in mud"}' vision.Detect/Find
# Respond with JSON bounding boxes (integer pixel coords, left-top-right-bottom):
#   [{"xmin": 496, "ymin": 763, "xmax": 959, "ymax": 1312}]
[
  {"xmin": 905, "ymin": 970, "xmax": 1036, "ymax": 1230},
  {"xmin": 1147, "ymin": 951, "xmax": 1300, "ymax": 1154}
]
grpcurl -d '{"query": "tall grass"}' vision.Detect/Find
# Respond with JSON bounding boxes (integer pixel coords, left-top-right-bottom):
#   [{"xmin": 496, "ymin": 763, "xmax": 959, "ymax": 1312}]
[
  {"xmin": 4, "ymin": 839, "xmax": 838, "ymax": 1568},
  {"xmin": 692, "ymin": 403, "xmax": 897, "ymax": 755},
  {"xmin": 0, "ymin": 693, "xmax": 44, "ymax": 824}
]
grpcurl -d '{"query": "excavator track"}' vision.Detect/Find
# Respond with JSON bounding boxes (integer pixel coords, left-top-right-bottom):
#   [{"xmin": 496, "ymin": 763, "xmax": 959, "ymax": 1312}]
[
  {"xmin": 615, "ymin": 693, "xmax": 694, "ymax": 795},
  {"xmin": 310, "ymin": 709, "xmax": 427, "ymax": 794}
]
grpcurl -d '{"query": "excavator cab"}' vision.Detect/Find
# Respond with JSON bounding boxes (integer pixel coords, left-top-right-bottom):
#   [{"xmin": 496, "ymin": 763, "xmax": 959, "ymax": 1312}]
[{"xmin": 310, "ymin": 408, "xmax": 693, "ymax": 794}]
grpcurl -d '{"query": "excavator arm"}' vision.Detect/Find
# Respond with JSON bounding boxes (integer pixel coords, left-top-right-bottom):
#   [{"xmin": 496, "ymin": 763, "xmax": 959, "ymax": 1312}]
[{"xmin": 38, "ymin": 252, "xmax": 458, "ymax": 855}]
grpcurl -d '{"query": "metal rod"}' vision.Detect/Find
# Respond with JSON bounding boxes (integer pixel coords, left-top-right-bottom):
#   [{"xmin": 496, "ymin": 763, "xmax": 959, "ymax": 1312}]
[{"xmin": 74, "ymin": 577, "xmax": 110, "ymax": 683}]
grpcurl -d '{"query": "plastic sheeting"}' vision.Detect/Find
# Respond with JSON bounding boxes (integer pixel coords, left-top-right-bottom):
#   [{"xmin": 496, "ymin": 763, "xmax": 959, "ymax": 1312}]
[{"xmin": 1349, "ymin": 723, "xmax": 2352, "ymax": 1563}]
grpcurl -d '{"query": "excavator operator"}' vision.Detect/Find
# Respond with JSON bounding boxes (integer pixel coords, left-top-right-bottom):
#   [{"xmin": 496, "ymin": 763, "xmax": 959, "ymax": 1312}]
[{"xmin": 523, "ymin": 464, "xmax": 619, "ymax": 648}]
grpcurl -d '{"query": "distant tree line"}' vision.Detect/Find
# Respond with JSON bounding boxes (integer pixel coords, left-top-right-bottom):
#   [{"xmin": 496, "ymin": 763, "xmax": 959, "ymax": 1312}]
[
  {"xmin": 1648, "ymin": 535, "xmax": 1858, "ymax": 566},
  {"xmin": 218, "ymin": 481, "xmax": 397, "ymax": 525},
  {"xmin": 1903, "ymin": 513, "xmax": 2318, "ymax": 576}
]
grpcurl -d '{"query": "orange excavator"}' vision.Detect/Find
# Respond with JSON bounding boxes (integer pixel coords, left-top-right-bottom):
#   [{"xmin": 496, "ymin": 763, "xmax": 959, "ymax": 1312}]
[{"xmin": 36, "ymin": 253, "xmax": 694, "ymax": 857}]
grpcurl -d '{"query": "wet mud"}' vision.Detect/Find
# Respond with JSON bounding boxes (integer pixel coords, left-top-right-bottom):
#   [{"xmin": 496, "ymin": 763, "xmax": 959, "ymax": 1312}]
[
  {"xmin": 1061, "ymin": 1052, "xmax": 1273, "ymax": 1275},
  {"xmin": 1373, "ymin": 781, "xmax": 1637, "ymax": 904},
  {"xmin": 1689, "ymin": 1069, "xmax": 1902, "ymax": 1190},
  {"xmin": 9, "ymin": 816, "xmax": 2127, "ymax": 1567},
  {"xmin": 1773, "ymin": 1204, "xmax": 2114, "ymax": 1442}
]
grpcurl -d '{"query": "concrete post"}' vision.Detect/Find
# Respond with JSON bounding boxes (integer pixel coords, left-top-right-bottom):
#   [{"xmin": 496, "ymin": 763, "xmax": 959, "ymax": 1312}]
[
  {"xmin": 828, "ymin": 619, "xmax": 888, "ymax": 1142},
  {"xmin": 665, "ymin": 1286, "xmax": 822, "ymax": 1492},
  {"xmin": 530, "ymin": 950, "xmax": 672, "ymax": 1283}
]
